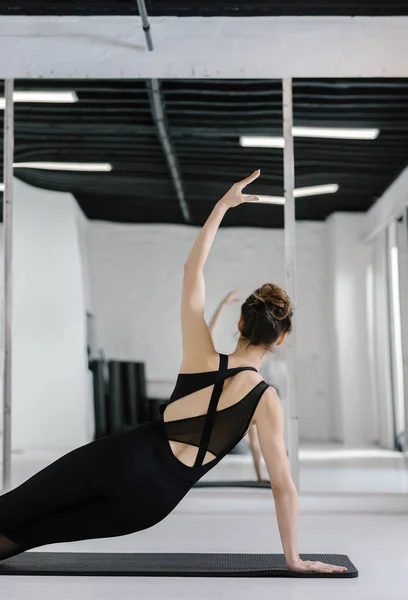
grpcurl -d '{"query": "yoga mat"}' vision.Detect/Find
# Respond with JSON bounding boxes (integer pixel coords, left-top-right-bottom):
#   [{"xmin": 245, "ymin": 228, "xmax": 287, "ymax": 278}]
[{"xmin": 0, "ymin": 552, "xmax": 358, "ymax": 578}]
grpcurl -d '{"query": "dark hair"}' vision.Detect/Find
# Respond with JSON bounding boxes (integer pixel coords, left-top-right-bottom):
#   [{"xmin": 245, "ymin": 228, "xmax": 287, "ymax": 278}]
[{"xmin": 239, "ymin": 283, "xmax": 293, "ymax": 349}]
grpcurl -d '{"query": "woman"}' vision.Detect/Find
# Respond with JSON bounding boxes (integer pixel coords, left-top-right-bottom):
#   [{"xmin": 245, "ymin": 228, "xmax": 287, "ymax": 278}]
[
  {"xmin": 0, "ymin": 170, "xmax": 346, "ymax": 574},
  {"xmin": 208, "ymin": 289, "xmax": 269, "ymax": 482}
]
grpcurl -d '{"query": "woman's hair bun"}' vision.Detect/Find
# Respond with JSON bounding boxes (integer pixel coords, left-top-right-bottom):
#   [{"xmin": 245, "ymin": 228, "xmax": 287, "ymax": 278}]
[
  {"xmin": 240, "ymin": 283, "xmax": 293, "ymax": 349},
  {"xmin": 252, "ymin": 283, "xmax": 292, "ymax": 321}
]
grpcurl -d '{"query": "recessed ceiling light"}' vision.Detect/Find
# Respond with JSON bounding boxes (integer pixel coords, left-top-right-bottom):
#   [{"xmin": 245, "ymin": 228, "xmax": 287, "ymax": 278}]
[
  {"xmin": 0, "ymin": 91, "xmax": 78, "ymax": 109},
  {"xmin": 13, "ymin": 162, "xmax": 112, "ymax": 172},
  {"xmin": 246, "ymin": 184, "xmax": 339, "ymax": 204}
]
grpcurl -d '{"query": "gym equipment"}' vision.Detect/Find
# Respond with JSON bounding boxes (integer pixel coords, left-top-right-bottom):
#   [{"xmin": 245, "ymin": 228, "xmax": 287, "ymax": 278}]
[{"xmin": 89, "ymin": 360, "xmax": 108, "ymax": 439}]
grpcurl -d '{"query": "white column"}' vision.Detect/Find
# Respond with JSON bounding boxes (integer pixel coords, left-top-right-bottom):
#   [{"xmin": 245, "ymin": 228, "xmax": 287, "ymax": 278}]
[
  {"xmin": 2, "ymin": 79, "xmax": 14, "ymax": 492},
  {"xmin": 282, "ymin": 78, "xmax": 299, "ymax": 489}
]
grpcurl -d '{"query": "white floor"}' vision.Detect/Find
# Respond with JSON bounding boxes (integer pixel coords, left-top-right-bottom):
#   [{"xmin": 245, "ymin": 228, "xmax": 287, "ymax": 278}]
[
  {"xmin": 0, "ymin": 488, "xmax": 407, "ymax": 600},
  {"xmin": 1, "ymin": 446, "xmax": 408, "ymax": 599}
]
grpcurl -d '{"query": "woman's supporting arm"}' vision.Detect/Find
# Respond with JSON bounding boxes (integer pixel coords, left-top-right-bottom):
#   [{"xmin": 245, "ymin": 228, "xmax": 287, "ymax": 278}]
[
  {"xmin": 254, "ymin": 387, "xmax": 300, "ymax": 566},
  {"xmin": 255, "ymin": 387, "xmax": 348, "ymax": 574}
]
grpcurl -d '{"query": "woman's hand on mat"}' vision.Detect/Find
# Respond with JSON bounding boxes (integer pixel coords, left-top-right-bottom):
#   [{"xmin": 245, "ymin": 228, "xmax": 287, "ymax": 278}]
[
  {"xmin": 286, "ymin": 558, "xmax": 348, "ymax": 573},
  {"xmin": 219, "ymin": 170, "xmax": 260, "ymax": 208}
]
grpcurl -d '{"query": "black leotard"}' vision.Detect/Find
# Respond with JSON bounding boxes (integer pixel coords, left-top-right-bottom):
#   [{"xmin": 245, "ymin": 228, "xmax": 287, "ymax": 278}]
[{"xmin": 0, "ymin": 353, "xmax": 269, "ymax": 553}]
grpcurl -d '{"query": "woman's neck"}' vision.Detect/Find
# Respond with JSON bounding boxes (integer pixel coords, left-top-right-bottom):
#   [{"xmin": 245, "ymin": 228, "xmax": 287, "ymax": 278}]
[{"xmin": 230, "ymin": 338, "xmax": 268, "ymax": 371}]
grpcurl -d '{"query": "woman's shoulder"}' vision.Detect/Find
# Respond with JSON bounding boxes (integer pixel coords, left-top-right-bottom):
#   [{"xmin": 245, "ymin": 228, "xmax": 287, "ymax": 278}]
[{"xmin": 179, "ymin": 351, "xmax": 221, "ymax": 374}]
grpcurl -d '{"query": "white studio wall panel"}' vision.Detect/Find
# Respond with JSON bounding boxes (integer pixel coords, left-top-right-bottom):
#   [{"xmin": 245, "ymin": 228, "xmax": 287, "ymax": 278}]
[
  {"xmin": 87, "ymin": 220, "xmax": 332, "ymax": 443},
  {"xmin": 0, "ymin": 179, "xmax": 93, "ymax": 451},
  {"xmin": 326, "ymin": 213, "xmax": 375, "ymax": 447}
]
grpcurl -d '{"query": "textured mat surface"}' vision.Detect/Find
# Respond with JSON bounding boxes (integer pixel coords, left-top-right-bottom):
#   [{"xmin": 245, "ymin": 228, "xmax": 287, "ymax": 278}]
[
  {"xmin": 195, "ymin": 480, "xmax": 269, "ymax": 488},
  {"xmin": 0, "ymin": 552, "xmax": 358, "ymax": 578}
]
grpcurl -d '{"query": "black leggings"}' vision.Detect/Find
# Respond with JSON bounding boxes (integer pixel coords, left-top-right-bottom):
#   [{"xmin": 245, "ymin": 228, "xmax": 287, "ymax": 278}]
[{"xmin": 0, "ymin": 422, "xmax": 193, "ymax": 559}]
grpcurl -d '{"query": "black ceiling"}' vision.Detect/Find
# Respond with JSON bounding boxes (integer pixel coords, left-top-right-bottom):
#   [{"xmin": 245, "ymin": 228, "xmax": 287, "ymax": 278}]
[
  {"xmin": 1, "ymin": 1, "xmax": 408, "ymax": 16},
  {"xmin": 1, "ymin": 78, "xmax": 408, "ymax": 228}
]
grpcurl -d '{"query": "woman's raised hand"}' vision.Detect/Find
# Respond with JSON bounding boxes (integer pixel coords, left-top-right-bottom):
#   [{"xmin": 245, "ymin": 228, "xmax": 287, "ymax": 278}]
[
  {"xmin": 223, "ymin": 290, "xmax": 240, "ymax": 305},
  {"xmin": 219, "ymin": 170, "xmax": 261, "ymax": 208}
]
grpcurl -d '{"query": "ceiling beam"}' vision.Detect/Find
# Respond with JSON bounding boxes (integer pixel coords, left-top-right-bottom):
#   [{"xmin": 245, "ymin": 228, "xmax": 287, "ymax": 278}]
[
  {"xmin": 0, "ymin": 16, "xmax": 408, "ymax": 78},
  {"xmin": 147, "ymin": 79, "xmax": 191, "ymax": 222}
]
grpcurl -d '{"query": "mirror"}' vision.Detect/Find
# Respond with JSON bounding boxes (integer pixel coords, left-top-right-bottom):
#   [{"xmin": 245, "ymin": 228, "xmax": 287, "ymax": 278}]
[{"xmin": 1, "ymin": 76, "xmax": 408, "ymax": 503}]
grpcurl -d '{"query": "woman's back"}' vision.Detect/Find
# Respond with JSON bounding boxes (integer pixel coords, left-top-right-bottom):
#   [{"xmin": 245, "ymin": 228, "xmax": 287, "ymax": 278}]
[{"xmin": 159, "ymin": 353, "xmax": 269, "ymax": 468}]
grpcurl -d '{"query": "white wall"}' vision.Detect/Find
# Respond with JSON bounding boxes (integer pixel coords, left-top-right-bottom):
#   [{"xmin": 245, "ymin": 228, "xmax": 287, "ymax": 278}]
[
  {"xmin": 0, "ymin": 179, "xmax": 93, "ymax": 451},
  {"xmin": 326, "ymin": 213, "xmax": 375, "ymax": 447},
  {"xmin": 0, "ymin": 183, "xmax": 375, "ymax": 447},
  {"xmin": 363, "ymin": 167, "xmax": 408, "ymax": 243},
  {"xmin": 87, "ymin": 220, "xmax": 333, "ymax": 443}
]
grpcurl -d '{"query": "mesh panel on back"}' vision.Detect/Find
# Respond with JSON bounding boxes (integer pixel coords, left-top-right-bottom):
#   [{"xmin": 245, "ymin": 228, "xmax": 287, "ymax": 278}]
[{"xmin": 162, "ymin": 382, "xmax": 267, "ymax": 460}]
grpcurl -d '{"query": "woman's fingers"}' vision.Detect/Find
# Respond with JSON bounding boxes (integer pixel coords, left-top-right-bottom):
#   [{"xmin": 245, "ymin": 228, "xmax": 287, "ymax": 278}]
[
  {"xmin": 310, "ymin": 561, "xmax": 347, "ymax": 572},
  {"xmin": 239, "ymin": 169, "xmax": 261, "ymax": 188},
  {"xmin": 294, "ymin": 560, "xmax": 348, "ymax": 573},
  {"xmin": 319, "ymin": 561, "xmax": 347, "ymax": 572}
]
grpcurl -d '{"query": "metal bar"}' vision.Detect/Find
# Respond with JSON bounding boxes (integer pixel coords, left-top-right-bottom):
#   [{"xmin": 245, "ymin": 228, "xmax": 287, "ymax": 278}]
[
  {"xmin": 282, "ymin": 78, "xmax": 299, "ymax": 489},
  {"xmin": 136, "ymin": 0, "xmax": 154, "ymax": 51},
  {"xmin": 2, "ymin": 79, "xmax": 14, "ymax": 493},
  {"xmin": 148, "ymin": 79, "xmax": 191, "ymax": 222}
]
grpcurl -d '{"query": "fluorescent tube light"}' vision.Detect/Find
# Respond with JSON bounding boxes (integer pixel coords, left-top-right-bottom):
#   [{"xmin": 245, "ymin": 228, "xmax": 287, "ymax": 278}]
[
  {"xmin": 240, "ymin": 136, "xmax": 284, "ymax": 148},
  {"xmin": 293, "ymin": 183, "xmax": 339, "ymax": 197},
  {"xmin": 0, "ymin": 91, "xmax": 78, "ymax": 109},
  {"xmin": 292, "ymin": 126, "xmax": 379, "ymax": 140},
  {"xmin": 240, "ymin": 128, "xmax": 379, "ymax": 147},
  {"xmin": 254, "ymin": 195, "xmax": 286, "ymax": 205},
  {"xmin": 248, "ymin": 184, "xmax": 339, "ymax": 204},
  {"xmin": 13, "ymin": 162, "xmax": 112, "ymax": 172}
]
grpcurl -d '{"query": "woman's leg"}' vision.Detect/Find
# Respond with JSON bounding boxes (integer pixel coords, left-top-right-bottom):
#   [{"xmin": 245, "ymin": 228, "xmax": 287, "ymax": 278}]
[
  {"xmin": 0, "ymin": 424, "xmax": 184, "ymax": 557},
  {"xmin": 0, "ymin": 446, "xmax": 97, "ymax": 537},
  {"xmin": 0, "ymin": 432, "xmax": 127, "ymax": 553},
  {"xmin": 0, "ymin": 495, "xmax": 129, "ymax": 560},
  {"xmin": 0, "ymin": 534, "xmax": 19, "ymax": 560}
]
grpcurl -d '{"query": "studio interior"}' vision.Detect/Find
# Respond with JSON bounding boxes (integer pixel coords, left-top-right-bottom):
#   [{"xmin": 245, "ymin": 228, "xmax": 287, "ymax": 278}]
[{"xmin": 0, "ymin": 2, "xmax": 407, "ymax": 599}]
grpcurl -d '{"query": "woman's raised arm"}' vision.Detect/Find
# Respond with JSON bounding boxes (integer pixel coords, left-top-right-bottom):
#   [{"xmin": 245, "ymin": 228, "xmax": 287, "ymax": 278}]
[{"xmin": 180, "ymin": 170, "xmax": 260, "ymax": 371}]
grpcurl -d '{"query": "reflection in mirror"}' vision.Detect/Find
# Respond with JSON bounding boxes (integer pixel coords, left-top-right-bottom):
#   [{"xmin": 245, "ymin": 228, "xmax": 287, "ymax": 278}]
[
  {"xmin": 1, "ymin": 78, "xmax": 408, "ymax": 574},
  {"xmin": 1, "ymin": 79, "xmax": 408, "ymax": 500}
]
